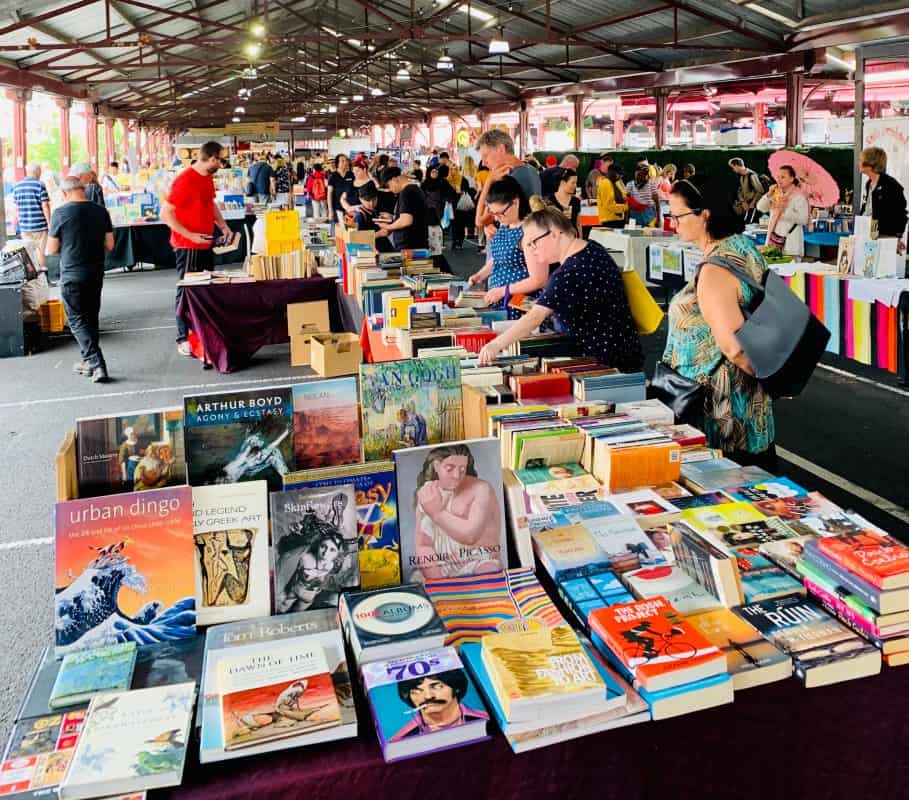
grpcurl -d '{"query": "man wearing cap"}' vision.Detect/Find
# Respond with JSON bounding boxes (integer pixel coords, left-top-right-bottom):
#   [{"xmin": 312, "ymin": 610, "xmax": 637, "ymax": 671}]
[
  {"xmin": 160, "ymin": 140, "xmax": 230, "ymax": 357},
  {"xmin": 46, "ymin": 176, "xmax": 114, "ymax": 383}
]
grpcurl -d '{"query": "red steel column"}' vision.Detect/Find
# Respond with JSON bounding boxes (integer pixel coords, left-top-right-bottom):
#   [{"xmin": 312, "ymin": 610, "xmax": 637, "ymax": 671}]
[
  {"xmin": 56, "ymin": 97, "xmax": 72, "ymax": 172},
  {"xmin": 6, "ymin": 88, "xmax": 30, "ymax": 180},
  {"xmin": 85, "ymin": 109, "xmax": 99, "ymax": 168},
  {"xmin": 104, "ymin": 118, "xmax": 115, "ymax": 166}
]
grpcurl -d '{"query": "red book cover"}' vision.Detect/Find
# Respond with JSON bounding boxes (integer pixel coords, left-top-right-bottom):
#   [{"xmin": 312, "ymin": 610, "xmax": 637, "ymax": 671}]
[
  {"xmin": 589, "ymin": 596, "xmax": 723, "ymax": 690},
  {"xmin": 817, "ymin": 530, "xmax": 909, "ymax": 590},
  {"xmin": 511, "ymin": 374, "xmax": 571, "ymax": 400}
]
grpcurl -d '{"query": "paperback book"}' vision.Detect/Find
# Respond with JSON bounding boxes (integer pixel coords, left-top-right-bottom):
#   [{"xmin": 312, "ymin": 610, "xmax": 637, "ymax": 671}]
[
  {"xmin": 192, "ymin": 482, "xmax": 270, "ymax": 626},
  {"xmin": 361, "ymin": 646, "xmax": 489, "ymax": 762},
  {"xmin": 584, "ymin": 515, "xmax": 667, "ymax": 574},
  {"xmin": 183, "ymin": 387, "xmax": 295, "ymax": 491},
  {"xmin": 359, "ymin": 357, "xmax": 464, "ymax": 462},
  {"xmin": 621, "ymin": 565, "xmax": 722, "ymax": 615},
  {"xmin": 291, "ymin": 379, "xmax": 361, "ymax": 469},
  {"xmin": 76, "ymin": 408, "xmax": 185, "ymax": 497},
  {"xmin": 49, "ymin": 643, "xmax": 137, "ymax": 710},
  {"xmin": 0, "ymin": 711, "xmax": 86, "ymax": 799},
  {"xmin": 816, "ymin": 530, "xmax": 909, "ymax": 590},
  {"xmin": 59, "ymin": 683, "xmax": 195, "ymax": 799},
  {"xmin": 394, "ymin": 438, "xmax": 507, "ymax": 583},
  {"xmin": 270, "ymin": 485, "xmax": 360, "ymax": 613},
  {"xmin": 54, "ymin": 487, "xmax": 195, "ymax": 657},
  {"xmin": 339, "ymin": 583, "xmax": 448, "ymax": 664},
  {"xmin": 283, "ymin": 461, "xmax": 401, "ymax": 589}
]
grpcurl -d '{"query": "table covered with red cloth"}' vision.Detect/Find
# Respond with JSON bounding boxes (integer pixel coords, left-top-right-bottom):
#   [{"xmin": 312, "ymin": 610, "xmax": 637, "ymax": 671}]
[
  {"xmin": 162, "ymin": 665, "xmax": 909, "ymax": 800},
  {"xmin": 177, "ymin": 277, "xmax": 342, "ymax": 373}
]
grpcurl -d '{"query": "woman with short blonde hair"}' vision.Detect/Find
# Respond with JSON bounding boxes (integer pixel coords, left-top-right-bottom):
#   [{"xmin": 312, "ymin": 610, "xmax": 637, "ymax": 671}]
[{"xmin": 859, "ymin": 146, "xmax": 907, "ymax": 237}]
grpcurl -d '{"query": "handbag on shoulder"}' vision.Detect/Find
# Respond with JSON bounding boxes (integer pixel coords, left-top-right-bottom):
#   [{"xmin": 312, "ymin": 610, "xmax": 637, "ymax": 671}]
[{"xmin": 647, "ymin": 362, "xmax": 707, "ymax": 428}]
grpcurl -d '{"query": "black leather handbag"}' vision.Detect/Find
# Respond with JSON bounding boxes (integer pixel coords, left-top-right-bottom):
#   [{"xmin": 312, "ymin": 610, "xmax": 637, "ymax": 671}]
[{"xmin": 647, "ymin": 362, "xmax": 707, "ymax": 427}]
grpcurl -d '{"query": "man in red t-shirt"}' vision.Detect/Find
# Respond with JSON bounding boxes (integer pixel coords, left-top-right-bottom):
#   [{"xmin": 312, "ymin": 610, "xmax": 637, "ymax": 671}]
[{"xmin": 161, "ymin": 140, "xmax": 231, "ymax": 356}]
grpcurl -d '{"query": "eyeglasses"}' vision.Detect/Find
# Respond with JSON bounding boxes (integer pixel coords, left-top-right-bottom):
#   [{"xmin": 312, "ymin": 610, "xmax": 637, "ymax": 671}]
[
  {"xmin": 526, "ymin": 230, "xmax": 551, "ymax": 249},
  {"xmin": 669, "ymin": 211, "xmax": 700, "ymax": 223},
  {"xmin": 488, "ymin": 199, "xmax": 515, "ymax": 219}
]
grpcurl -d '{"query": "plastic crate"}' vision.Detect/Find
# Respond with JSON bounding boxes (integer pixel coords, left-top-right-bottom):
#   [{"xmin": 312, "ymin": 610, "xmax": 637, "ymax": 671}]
[{"xmin": 39, "ymin": 299, "xmax": 66, "ymax": 333}]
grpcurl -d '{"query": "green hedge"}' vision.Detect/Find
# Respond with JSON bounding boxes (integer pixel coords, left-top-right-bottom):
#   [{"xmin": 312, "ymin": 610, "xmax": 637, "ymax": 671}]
[{"xmin": 533, "ymin": 146, "xmax": 856, "ymax": 199}]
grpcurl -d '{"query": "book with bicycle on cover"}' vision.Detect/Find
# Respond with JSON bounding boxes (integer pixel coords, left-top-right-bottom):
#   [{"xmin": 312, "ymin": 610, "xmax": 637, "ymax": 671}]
[{"xmin": 588, "ymin": 596, "xmax": 727, "ymax": 692}]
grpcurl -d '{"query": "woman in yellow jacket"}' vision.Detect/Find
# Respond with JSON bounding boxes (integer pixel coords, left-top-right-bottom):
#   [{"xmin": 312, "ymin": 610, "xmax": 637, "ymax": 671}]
[{"xmin": 597, "ymin": 164, "xmax": 628, "ymax": 228}]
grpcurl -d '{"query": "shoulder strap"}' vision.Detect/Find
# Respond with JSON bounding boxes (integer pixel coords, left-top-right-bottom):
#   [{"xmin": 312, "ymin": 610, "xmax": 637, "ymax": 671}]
[{"xmin": 696, "ymin": 255, "xmax": 764, "ymax": 294}]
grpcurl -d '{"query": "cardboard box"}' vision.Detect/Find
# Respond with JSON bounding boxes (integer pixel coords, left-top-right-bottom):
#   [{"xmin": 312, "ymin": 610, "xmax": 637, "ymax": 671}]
[
  {"xmin": 290, "ymin": 333, "xmax": 317, "ymax": 366},
  {"xmin": 287, "ymin": 300, "xmax": 330, "ymax": 335},
  {"xmin": 310, "ymin": 333, "xmax": 362, "ymax": 377}
]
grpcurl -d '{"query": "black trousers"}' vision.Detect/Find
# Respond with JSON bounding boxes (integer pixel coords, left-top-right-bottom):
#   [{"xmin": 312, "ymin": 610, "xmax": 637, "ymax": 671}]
[
  {"xmin": 61, "ymin": 277, "xmax": 105, "ymax": 370},
  {"xmin": 728, "ymin": 443, "xmax": 779, "ymax": 475},
  {"xmin": 175, "ymin": 247, "xmax": 214, "ymax": 342}
]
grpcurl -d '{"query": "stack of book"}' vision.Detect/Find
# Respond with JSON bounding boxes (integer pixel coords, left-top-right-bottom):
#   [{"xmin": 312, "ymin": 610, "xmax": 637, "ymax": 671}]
[
  {"xmin": 571, "ymin": 371, "xmax": 647, "ymax": 404},
  {"xmin": 796, "ymin": 529, "xmax": 909, "ymax": 667},
  {"xmin": 590, "ymin": 596, "xmax": 734, "ymax": 720}
]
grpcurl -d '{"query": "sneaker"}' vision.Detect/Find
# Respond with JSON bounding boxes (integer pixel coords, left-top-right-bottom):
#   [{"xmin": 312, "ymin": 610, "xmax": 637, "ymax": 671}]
[
  {"xmin": 72, "ymin": 361, "xmax": 91, "ymax": 375},
  {"xmin": 177, "ymin": 341, "xmax": 193, "ymax": 357},
  {"xmin": 91, "ymin": 367, "xmax": 109, "ymax": 383}
]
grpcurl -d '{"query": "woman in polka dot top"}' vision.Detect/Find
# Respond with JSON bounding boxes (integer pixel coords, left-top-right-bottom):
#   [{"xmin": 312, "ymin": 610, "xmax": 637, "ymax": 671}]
[{"xmin": 467, "ymin": 177, "xmax": 549, "ymax": 319}]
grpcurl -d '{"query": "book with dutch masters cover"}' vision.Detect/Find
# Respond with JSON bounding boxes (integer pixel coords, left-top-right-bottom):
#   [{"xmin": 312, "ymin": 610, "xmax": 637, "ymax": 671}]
[{"xmin": 361, "ymin": 646, "xmax": 489, "ymax": 762}]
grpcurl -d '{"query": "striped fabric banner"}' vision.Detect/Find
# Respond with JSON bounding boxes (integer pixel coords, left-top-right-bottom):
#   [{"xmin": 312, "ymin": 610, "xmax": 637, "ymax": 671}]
[{"xmin": 823, "ymin": 275, "xmax": 840, "ymax": 355}]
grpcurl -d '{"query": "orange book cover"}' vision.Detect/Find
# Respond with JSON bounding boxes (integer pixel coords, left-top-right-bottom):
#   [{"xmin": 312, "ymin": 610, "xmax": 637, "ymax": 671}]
[
  {"xmin": 593, "ymin": 440, "xmax": 681, "ymax": 490},
  {"xmin": 590, "ymin": 596, "xmax": 722, "ymax": 687},
  {"xmin": 54, "ymin": 486, "xmax": 195, "ymax": 657},
  {"xmin": 818, "ymin": 530, "xmax": 909, "ymax": 590}
]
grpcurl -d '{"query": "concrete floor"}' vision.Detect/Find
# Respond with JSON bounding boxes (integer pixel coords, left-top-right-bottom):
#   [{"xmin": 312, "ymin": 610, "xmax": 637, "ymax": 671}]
[{"xmin": 0, "ymin": 250, "xmax": 907, "ymax": 747}]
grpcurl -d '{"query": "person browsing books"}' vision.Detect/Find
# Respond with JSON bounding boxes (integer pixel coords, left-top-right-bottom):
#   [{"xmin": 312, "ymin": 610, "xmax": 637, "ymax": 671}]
[
  {"xmin": 663, "ymin": 178, "xmax": 776, "ymax": 471},
  {"xmin": 858, "ymin": 146, "xmax": 908, "ymax": 240},
  {"xmin": 597, "ymin": 164, "xmax": 628, "ymax": 228},
  {"xmin": 477, "ymin": 199, "xmax": 643, "ymax": 373},
  {"xmin": 375, "ymin": 167, "xmax": 430, "ymax": 250},
  {"xmin": 466, "ymin": 177, "xmax": 548, "ymax": 318}
]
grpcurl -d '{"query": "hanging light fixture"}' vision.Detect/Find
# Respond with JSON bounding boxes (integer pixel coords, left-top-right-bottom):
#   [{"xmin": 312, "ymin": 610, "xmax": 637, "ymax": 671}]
[
  {"xmin": 488, "ymin": 27, "xmax": 509, "ymax": 54},
  {"xmin": 371, "ymin": 88, "xmax": 384, "ymax": 96},
  {"xmin": 396, "ymin": 65, "xmax": 410, "ymax": 81},
  {"xmin": 231, "ymin": 116, "xmax": 241, "ymax": 123},
  {"xmin": 243, "ymin": 42, "xmax": 262, "ymax": 59},
  {"xmin": 250, "ymin": 18, "xmax": 266, "ymax": 38},
  {"xmin": 234, "ymin": 106, "xmax": 246, "ymax": 113},
  {"xmin": 353, "ymin": 94, "xmax": 365, "ymax": 102},
  {"xmin": 437, "ymin": 50, "xmax": 454, "ymax": 70},
  {"xmin": 340, "ymin": 97, "xmax": 349, "ymax": 104}
]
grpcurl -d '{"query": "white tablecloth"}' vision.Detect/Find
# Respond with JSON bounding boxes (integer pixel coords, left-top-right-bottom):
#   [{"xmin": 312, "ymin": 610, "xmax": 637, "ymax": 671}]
[{"xmin": 588, "ymin": 229, "xmax": 679, "ymax": 280}]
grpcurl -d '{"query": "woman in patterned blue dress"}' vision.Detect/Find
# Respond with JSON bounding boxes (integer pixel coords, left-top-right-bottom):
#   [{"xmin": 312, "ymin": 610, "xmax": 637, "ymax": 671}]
[{"xmin": 467, "ymin": 177, "xmax": 549, "ymax": 319}]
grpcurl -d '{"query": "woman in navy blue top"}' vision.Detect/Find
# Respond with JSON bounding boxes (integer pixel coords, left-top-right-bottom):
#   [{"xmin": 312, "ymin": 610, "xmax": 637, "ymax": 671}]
[
  {"xmin": 478, "ymin": 199, "xmax": 643, "ymax": 372},
  {"xmin": 467, "ymin": 177, "xmax": 549, "ymax": 319}
]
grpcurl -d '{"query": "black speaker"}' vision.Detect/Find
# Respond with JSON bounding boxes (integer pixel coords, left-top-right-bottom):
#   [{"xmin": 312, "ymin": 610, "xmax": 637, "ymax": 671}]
[{"xmin": 0, "ymin": 284, "xmax": 25, "ymax": 358}]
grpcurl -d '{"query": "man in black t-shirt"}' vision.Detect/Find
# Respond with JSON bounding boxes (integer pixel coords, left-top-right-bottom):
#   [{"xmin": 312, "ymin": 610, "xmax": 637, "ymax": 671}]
[
  {"xmin": 326, "ymin": 154, "xmax": 354, "ymax": 222},
  {"xmin": 46, "ymin": 177, "xmax": 115, "ymax": 383},
  {"xmin": 375, "ymin": 167, "xmax": 429, "ymax": 250}
]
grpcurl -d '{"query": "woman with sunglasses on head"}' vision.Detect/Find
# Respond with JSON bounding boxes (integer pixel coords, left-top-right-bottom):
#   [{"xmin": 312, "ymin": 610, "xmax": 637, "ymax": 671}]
[
  {"xmin": 663, "ymin": 179, "xmax": 776, "ymax": 472},
  {"xmin": 477, "ymin": 198, "xmax": 643, "ymax": 372},
  {"xmin": 467, "ymin": 177, "xmax": 549, "ymax": 318}
]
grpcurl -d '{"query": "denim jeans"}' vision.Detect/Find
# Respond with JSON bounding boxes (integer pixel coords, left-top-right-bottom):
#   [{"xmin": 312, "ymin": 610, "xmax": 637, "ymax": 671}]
[{"xmin": 60, "ymin": 277, "xmax": 105, "ymax": 369}]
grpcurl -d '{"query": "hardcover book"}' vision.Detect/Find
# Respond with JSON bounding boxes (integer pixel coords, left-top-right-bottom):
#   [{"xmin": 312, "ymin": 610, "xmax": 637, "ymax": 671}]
[
  {"xmin": 76, "ymin": 408, "xmax": 185, "ymax": 498},
  {"xmin": 291, "ymin": 379, "xmax": 361, "ymax": 469},
  {"xmin": 191, "ymin": 482, "xmax": 270, "ymax": 626},
  {"xmin": 685, "ymin": 608, "xmax": 791, "ymax": 690},
  {"xmin": 59, "ymin": 683, "xmax": 195, "ymax": 799},
  {"xmin": 731, "ymin": 545, "xmax": 805, "ymax": 602},
  {"xmin": 733, "ymin": 595, "xmax": 882, "ymax": 687},
  {"xmin": 588, "ymin": 596, "xmax": 726, "ymax": 692},
  {"xmin": 183, "ymin": 387, "xmax": 295, "ymax": 491},
  {"xmin": 423, "ymin": 569, "xmax": 564, "ymax": 648},
  {"xmin": 359, "ymin": 357, "xmax": 464, "ymax": 462},
  {"xmin": 0, "ymin": 711, "xmax": 86, "ymax": 799},
  {"xmin": 751, "ymin": 491, "xmax": 842, "ymax": 521},
  {"xmin": 50, "ymin": 643, "xmax": 137, "ymax": 710},
  {"xmin": 723, "ymin": 477, "xmax": 808, "ymax": 503},
  {"xmin": 131, "ymin": 636, "xmax": 205, "ymax": 692},
  {"xmin": 283, "ymin": 462, "xmax": 401, "ymax": 589},
  {"xmin": 270, "ymin": 486, "xmax": 360, "ymax": 613},
  {"xmin": 217, "ymin": 642, "xmax": 341, "ymax": 750},
  {"xmin": 621, "ymin": 564, "xmax": 722, "ymax": 615},
  {"xmin": 54, "ymin": 487, "xmax": 196, "ymax": 657},
  {"xmin": 198, "ymin": 610, "xmax": 357, "ymax": 762},
  {"xmin": 394, "ymin": 438, "xmax": 507, "ymax": 583},
  {"xmin": 339, "ymin": 584, "xmax": 448, "ymax": 664},
  {"xmin": 524, "ymin": 500, "xmax": 623, "ymax": 533},
  {"xmin": 480, "ymin": 626, "xmax": 605, "ymax": 722},
  {"xmin": 361, "ymin": 647, "xmax": 489, "ymax": 762},
  {"xmin": 532, "ymin": 525, "xmax": 610, "ymax": 580}
]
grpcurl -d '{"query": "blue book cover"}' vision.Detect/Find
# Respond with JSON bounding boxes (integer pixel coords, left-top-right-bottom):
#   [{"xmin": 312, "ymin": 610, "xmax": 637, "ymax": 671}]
[
  {"xmin": 284, "ymin": 463, "xmax": 400, "ymax": 588},
  {"xmin": 724, "ymin": 477, "xmax": 809, "ymax": 503},
  {"xmin": 361, "ymin": 647, "xmax": 489, "ymax": 760},
  {"xmin": 49, "ymin": 642, "xmax": 137, "ymax": 708},
  {"xmin": 801, "ymin": 539, "xmax": 883, "ymax": 611},
  {"xmin": 340, "ymin": 584, "xmax": 447, "ymax": 652}
]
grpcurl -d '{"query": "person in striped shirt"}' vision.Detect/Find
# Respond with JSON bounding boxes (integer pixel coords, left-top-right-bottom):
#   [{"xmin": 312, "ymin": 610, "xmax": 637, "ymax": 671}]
[{"xmin": 12, "ymin": 162, "xmax": 51, "ymax": 271}]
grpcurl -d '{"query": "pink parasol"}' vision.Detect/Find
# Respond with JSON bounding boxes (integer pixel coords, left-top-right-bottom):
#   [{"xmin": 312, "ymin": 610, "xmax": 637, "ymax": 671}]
[{"xmin": 768, "ymin": 150, "xmax": 841, "ymax": 207}]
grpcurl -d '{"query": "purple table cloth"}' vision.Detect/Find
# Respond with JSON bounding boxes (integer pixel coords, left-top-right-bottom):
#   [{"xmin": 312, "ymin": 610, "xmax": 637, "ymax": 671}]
[
  {"xmin": 163, "ymin": 666, "xmax": 909, "ymax": 800},
  {"xmin": 177, "ymin": 277, "xmax": 342, "ymax": 373}
]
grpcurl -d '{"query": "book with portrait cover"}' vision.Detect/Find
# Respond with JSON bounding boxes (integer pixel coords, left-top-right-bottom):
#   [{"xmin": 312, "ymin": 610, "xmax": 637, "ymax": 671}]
[
  {"xmin": 50, "ymin": 643, "xmax": 137, "ymax": 710},
  {"xmin": 0, "ymin": 711, "xmax": 86, "ymax": 799},
  {"xmin": 733, "ymin": 595, "xmax": 882, "ymax": 687},
  {"xmin": 59, "ymin": 683, "xmax": 195, "ymax": 799},
  {"xmin": 284, "ymin": 462, "xmax": 401, "ymax": 589},
  {"xmin": 217, "ymin": 641, "xmax": 342, "ymax": 751},
  {"xmin": 191, "ymin": 482, "xmax": 270, "ymax": 627},
  {"xmin": 183, "ymin": 387, "xmax": 295, "ymax": 492},
  {"xmin": 359, "ymin": 357, "xmax": 463, "ymax": 462},
  {"xmin": 270, "ymin": 486, "xmax": 360, "ymax": 614},
  {"xmin": 393, "ymin": 438, "xmax": 506, "ymax": 583},
  {"xmin": 76, "ymin": 408, "xmax": 186, "ymax": 498},
  {"xmin": 291, "ymin": 379, "xmax": 361, "ymax": 470},
  {"xmin": 361, "ymin": 646, "xmax": 489, "ymax": 762},
  {"xmin": 54, "ymin": 487, "xmax": 196, "ymax": 658}
]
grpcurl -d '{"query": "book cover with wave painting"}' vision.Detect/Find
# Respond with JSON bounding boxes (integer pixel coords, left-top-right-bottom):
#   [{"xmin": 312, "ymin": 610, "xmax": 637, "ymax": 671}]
[{"xmin": 54, "ymin": 487, "xmax": 195, "ymax": 658}]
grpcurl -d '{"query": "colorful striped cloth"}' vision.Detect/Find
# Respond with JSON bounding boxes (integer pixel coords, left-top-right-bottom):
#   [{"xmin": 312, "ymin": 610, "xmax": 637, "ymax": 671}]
[{"xmin": 424, "ymin": 568, "xmax": 564, "ymax": 648}]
